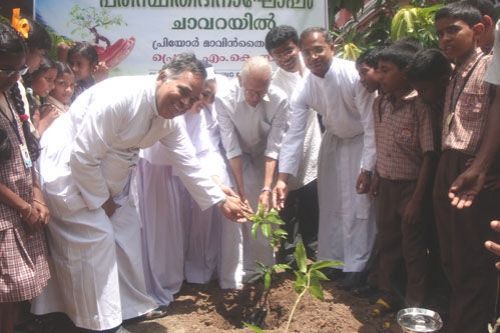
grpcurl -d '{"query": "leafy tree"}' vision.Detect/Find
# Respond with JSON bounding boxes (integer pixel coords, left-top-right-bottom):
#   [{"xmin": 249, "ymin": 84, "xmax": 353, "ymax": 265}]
[{"xmin": 68, "ymin": 5, "xmax": 125, "ymax": 47}]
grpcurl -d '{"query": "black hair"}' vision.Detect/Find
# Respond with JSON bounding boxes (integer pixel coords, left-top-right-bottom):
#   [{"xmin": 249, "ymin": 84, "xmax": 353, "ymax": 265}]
[
  {"xmin": 356, "ymin": 47, "xmax": 382, "ymax": 68},
  {"xmin": 68, "ymin": 42, "xmax": 99, "ymax": 66},
  {"xmin": 53, "ymin": 61, "xmax": 74, "ymax": 78},
  {"xmin": 406, "ymin": 48, "xmax": 452, "ymax": 83},
  {"xmin": 463, "ymin": 0, "xmax": 498, "ymax": 21},
  {"xmin": 265, "ymin": 25, "xmax": 299, "ymax": 53},
  {"xmin": 23, "ymin": 17, "xmax": 52, "ymax": 51},
  {"xmin": 161, "ymin": 53, "xmax": 207, "ymax": 81},
  {"xmin": 435, "ymin": 2, "xmax": 483, "ymax": 27},
  {"xmin": 0, "ymin": 22, "xmax": 40, "ymax": 161},
  {"xmin": 23, "ymin": 56, "xmax": 56, "ymax": 88},
  {"xmin": 0, "ymin": 23, "xmax": 26, "ymax": 161},
  {"xmin": 299, "ymin": 27, "xmax": 333, "ymax": 47},
  {"xmin": 0, "ymin": 22, "xmax": 27, "ymax": 57},
  {"xmin": 377, "ymin": 41, "xmax": 421, "ymax": 69}
]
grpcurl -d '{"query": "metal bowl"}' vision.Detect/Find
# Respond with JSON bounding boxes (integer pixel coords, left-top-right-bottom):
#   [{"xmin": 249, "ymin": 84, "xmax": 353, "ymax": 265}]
[{"xmin": 397, "ymin": 308, "xmax": 443, "ymax": 332}]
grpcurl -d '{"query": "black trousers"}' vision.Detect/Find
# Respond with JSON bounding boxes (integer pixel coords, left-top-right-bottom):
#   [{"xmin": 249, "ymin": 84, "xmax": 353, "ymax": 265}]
[{"xmin": 279, "ymin": 179, "xmax": 319, "ymax": 258}]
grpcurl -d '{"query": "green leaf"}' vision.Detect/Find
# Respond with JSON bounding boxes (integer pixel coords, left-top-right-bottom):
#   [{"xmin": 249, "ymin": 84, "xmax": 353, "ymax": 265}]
[
  {"xmin": 294, "ymin": 241, "xmax": 307, "ymax": 273},
  {"xmin": 251, "ymin": 222, "xmax": 259, "ymax": 240},
  {"xmin": 272, "ymin": 263, "xmax": 291, "ymax": 271},
  {"xmin": 261, "ymin": 223, "xmax": 271, "ymax": 239},
  {"xmin": 273, "ymin": 228, "xmax": 288, "ymax": 237},
  {"xmin": 309, "ymin": 277, "xmax": 324, "ymax": 300},
  {"xmin": 257, "ymin": 203, "xmax": 265, "ymax": 218},
  {"xmin": 293, "ymin": 272, "xmax": 307, "ymax": 293},
  {"xmin": 264, "ymin": 271, "xmax": 271, "ymax": 290},
  {"xmin": 243, "ymin": 322, "xmax": 265, "ymax": 333},
  {"xmin": 310, "ymin": 260, "xmax": 343, "ymax": 271},
  {"xmin": 310, "ymin": 269, "xmax": 329, "ymax": 281}
]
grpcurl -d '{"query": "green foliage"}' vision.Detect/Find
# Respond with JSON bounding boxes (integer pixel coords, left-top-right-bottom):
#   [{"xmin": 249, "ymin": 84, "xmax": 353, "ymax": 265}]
[
  {"xmin": 391, "ymin": 4, "xmax": 443, "ymax": 48},
  {"xmin": 284, "ymin": 241, "xmax": 342, "ymax": 332},
  {"xmin": 248, "ymin": 204, "xmax": 287, "ymax": 249},
  {"xmin": 330, "ymin": 0, "xmax": 366, "ymax": 19},
  {"xmin": 69, "ymin": 4, "xmax": 125, "ymax": 39},
  {"xmin": 243, "ymin": 322, "xmax": 265, "ymax": 333}
]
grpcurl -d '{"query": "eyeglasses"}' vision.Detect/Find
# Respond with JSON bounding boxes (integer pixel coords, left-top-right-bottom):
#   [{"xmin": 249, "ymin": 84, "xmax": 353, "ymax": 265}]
[{"xmin": 0, "ymin": 65, "xmax": 29, "ymax": 78}]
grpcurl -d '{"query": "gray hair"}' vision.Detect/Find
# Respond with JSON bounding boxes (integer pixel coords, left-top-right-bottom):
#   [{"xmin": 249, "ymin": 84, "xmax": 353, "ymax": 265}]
[{"xmin": 240, "ymin": 56, "xmax": 272, "ymax": 81}]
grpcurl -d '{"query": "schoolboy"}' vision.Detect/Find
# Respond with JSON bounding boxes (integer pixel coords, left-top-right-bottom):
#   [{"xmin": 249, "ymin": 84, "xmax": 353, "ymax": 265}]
[
  {"xmin": 406, "ymin": 48, "xmax": 452, "ymax": 148},
  {"xmin": 370, "ymin": 42, "xmax": 435, "ymax": 315},
  {"xmin": 464, "ymin": 0, "xmax": 498, "ymax": 53},
  {"xmin": 433, "ymin": 3, "xmax": 498, "ymax": 332},
  {"xmin": 355, "ymin": 48, "xmax": 381, "ymax": 94}
]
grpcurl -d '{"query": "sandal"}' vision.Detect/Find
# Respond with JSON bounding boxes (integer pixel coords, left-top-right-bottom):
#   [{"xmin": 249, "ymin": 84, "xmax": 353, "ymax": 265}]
[{"xmin": 370, "ymin": 297, "xmax": 392, "ymax": 317}]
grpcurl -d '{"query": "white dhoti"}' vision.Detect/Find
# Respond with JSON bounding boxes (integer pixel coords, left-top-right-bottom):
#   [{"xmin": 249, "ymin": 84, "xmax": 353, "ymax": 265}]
[
  {"xmin": 317, "ymin": 131, "xmax": 376, "ymax": 272},
  {"xmin": 240, "ymin": 154, "xmax": 274, "ymax": 281},
  {"xmin": 137, "ymin": 159, "xmax": 186, "ymax": 306},
  {"xmin": 31, "ymin": 190, "xmax": 156, "ymax": 330}
]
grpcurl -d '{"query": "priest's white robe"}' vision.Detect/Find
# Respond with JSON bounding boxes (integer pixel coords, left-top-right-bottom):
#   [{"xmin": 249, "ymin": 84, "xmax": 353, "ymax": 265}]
[
  {"xmin": 215, "ymin": 80, "xmax": 289, "ymax": 281},
  {"xmin": 181, "ymin": 104, "xmax": 244, "ymax": 289},
  {"xmin": 279, "ymin": 58, "xmax": 377, "ymax": 272},
  {"xmin": 31, "ymin": 75, "xmax": 225, "ymax": 330}
]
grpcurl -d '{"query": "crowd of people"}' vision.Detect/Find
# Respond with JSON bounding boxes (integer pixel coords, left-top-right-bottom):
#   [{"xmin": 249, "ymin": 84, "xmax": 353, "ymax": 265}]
[{"xmin": 0, "ymin": 1, "xmax": 499, "ymax": 332}]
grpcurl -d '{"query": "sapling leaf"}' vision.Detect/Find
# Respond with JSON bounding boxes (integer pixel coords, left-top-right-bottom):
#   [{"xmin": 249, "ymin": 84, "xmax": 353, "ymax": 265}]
[
  {"xmin": 272, "ymin": 263, "xmax": 291, "ymax": 271},
  {"xmin": 261, "ymin": 223, "xmax": 271, "ymax": 239},
  {"xmin": 293, "ymin": 272, "xmax": 307, "ymax": 293},
  {"xmin": 310, "ymin": 260, "xmax": 343, "ymax": 271},
  {"xmin": 294, "ymin": 241, "xmax": 307, "ymax": 273},
  {"xmin": 264, "ymin": 271, "xmax": 271, "ymax": 290},
  {"xmin": 243, "ymin": 322, "xmax": 265, "ymax": 333},
  {"xmin": 310, "ymin": 269, "xmax": 329, "ymax": 281},
  {"xmin": 251, "ymin": 222, "xmax": 260, "ymax": 240},
  {"xmin": 273, "ymin": 228, "xmax": 288, "ymax": 237},
  {"xmin": 309, "ymin": 276, "xmax": 324, "ymax": 300},
  {"xmin": 256, "ymin": 261, "xmax": 268, "ymax": 271},
  {"xmin": 257, "ymin": 203, "xmax": 265, "ymax": 218}
]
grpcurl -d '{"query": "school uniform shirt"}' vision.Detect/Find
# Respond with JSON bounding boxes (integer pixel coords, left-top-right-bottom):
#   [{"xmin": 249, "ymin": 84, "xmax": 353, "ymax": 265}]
[
  {"xmin": 442, "ymin": 48, "xmax": 492, "ymax": 155},
  {"xmin": 278, "ymin": 57, "xmax": 376, "ymax": 272},
  {"xmin": 32, "ymin": 75, "xmax": 225, "ymax": 330},
  {"xmin": 373, "ymin": 91, "xmax": 435, "ymax": 180},
  {"xmin": 485, "ymin": 19, "xmax": 500, "ymax": 85},
  {"xmin": 272, "ymin": 63, "xmax": 321, "ymax": 191}
]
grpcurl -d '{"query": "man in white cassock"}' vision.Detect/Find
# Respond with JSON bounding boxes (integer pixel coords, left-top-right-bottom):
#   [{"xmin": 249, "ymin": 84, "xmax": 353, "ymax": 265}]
[
  {"xmin": 216, "ymin": 56, "xmax": 289, "ymax": 282},
  {"xmin": 180, "ymin": 69, "xmax": 245, "ymax": 289},
  {"xmin": 274, "ymin": 28, "xmax": 377, "ymax": 288},
  {"xmin": 31, "ymin": 54, "xmax": 246, "ymax": 333}
]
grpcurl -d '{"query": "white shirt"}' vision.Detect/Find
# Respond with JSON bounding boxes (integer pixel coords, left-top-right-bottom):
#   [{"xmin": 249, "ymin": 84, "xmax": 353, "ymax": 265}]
[
  {"xmin": 215, "ymin": 79, "xmax": 289, "ymax": 161},
  {"xmin": 41, "ymin": 75, "xmax": 224, "ymax": 212},
  {"xmin": 272, "ymin": 64, "xmax": 321, "ymax": 189},
  {"xmin": 485, "ymin": 19, "xmax": 500, "ymax": 85},
  {"xmin": 182, "ymin": 104, "xmax": 226, "ymax": 179},
  {"xmin": 279, "ymin": 57, "xmax": 376, "ymax": 177}
]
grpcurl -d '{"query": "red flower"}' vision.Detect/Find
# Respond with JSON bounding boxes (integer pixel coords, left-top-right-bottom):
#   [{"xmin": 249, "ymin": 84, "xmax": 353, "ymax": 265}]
[{"xmin": 19, "ymin": 114, "xmax": 30, "ymax": 122}]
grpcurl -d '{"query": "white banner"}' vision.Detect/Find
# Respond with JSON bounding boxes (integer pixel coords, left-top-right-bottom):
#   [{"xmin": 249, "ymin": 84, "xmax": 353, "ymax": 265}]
[{"xmin": 36, "ymin": 0, "xmax": 328, "ymax": 76}]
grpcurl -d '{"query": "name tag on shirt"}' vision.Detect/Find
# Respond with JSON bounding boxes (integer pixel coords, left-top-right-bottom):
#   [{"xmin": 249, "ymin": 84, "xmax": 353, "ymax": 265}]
[{"xmin": 19, "ymin": 144, "xmax": 32, "ymax": 169}]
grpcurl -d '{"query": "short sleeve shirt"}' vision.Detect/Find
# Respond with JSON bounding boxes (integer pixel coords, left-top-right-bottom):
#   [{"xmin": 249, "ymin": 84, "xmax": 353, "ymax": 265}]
[{"xmin": 374, "ymin": 91, "xmax": 435, "ymax": 180}]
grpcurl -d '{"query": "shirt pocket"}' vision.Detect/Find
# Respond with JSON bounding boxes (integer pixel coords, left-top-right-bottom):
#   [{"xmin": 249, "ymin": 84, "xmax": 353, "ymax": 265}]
[{"xmin": 458, "ymin": 80, "xmax": 488, "ymax": 121}]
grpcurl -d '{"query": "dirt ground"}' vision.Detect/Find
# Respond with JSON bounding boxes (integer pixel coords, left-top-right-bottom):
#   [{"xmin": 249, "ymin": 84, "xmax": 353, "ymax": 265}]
[{"xmin": 124, "ymin": 271, "xmax": 399, "ymax": 333}]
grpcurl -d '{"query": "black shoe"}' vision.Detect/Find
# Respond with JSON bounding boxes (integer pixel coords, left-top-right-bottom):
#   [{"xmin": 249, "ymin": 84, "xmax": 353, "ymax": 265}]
[
  {"xmin": 337, "ymin": 272, "xmax": 365, "ymax": 290},
  {"xmin": 322, "ymin": 267, "xmax": 344, "ymax": 281}
]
